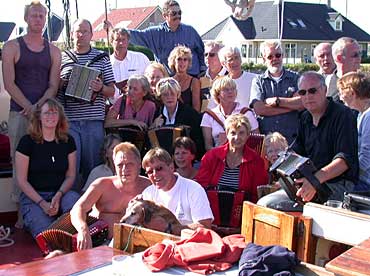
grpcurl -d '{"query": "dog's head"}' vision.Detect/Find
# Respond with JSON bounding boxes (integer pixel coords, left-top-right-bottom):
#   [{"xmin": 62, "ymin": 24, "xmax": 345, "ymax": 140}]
[{"xmin": 120, "ymin": 198, "xmax": 158, "ymax": 226}]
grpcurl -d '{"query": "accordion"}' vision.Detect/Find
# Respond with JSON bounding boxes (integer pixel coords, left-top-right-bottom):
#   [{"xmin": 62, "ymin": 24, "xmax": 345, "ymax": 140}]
[
  {"xmin": 343, "ymin": 191, "xmax": 370, "ymax": 214},
  {"xmin": 270, "ymin": 151, "xmax": 331, "ymax": 204},
  {"xmin": 65, "ymin": 64, "xmax": 100, "ymax": 102},
  {"xmin": 36, "ymin": 213, "xmax": 109, "ymax": 255},
  {"xmin": 106, "ymin": 126, "xmax": 146, "ymax": 153},
  {"xmin": 206, "ymin": 189, "xmax": 245, "ymax": 228},
  {"xmin": 147, "ymin": 125, "xmax": 191, "ymax": 154}
]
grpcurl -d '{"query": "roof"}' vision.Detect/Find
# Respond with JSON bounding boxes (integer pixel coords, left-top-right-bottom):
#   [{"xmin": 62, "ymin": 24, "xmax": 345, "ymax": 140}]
[
  {"xmin": 202, "ymin": 1, "xmax": 370, "ymax": 42},
  {"xmin": 92, "ymin": 6, "xmax": 160, "ymax": 41},
  {"xmin": 0, "ymin": 22, "xmax": 15, "ymax": 42}
]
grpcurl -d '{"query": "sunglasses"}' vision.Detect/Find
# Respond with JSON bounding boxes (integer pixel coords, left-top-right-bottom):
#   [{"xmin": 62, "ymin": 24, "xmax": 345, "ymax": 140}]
[
  {"xmin": 266, "ymin": 53, "xmax": 282, "ymax": 60},
  {"xmin": 169, "ymin": 10, "xmax": 182, "ymax": 17},
  {"xmin": 297, "ymin": 86, "xmax": 320, "ymax": 96},
  {"xmin": 205, "ymin": 52, "xmax": 217, "ymax": 58}
]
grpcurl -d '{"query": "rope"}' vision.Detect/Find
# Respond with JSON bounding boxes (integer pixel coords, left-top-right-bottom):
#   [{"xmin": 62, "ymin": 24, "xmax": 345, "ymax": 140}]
[
  {"xmin": 62, "ymin": 0, "xmax": 72, "ymax": 49},
  {"xmin": 0, "ymin": 225, "xmax": 15, "ymax": 248},
  {"xmin": 122, "ymin": 225, "xmax": 139, "ymax": 252}
]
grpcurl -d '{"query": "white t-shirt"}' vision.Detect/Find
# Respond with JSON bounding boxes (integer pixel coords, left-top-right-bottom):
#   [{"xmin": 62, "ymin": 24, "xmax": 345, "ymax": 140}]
[
  {"xmin": 201, "ymin": 102, "xmax": 258, "ymax": 147},
  {"xmin": 207, "ymin": 71, "xmax": 256, "ymax": 109},
  {"xmin": 142, "ymin": 174, "xmax": 214, "ymax": 225},
  {"xmin": 110, "ymin": 50, "xmax": 151, "ymax": 101}
]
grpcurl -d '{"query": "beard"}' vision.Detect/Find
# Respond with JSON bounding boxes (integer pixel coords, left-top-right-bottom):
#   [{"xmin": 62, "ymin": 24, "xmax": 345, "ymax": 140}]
[{"xmin": 268, "ymin": 64, "xmax": 283, "ymax": 75}]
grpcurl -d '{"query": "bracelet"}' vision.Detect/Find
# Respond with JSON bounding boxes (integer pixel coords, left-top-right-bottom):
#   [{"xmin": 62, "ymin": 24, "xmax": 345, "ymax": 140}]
[
  {"xmin": 58, "ymin": 189, "xmax": 65, "ymax": 196},
  {"xmin": 37, "ymin": 199, "xmax": 44, "ymax": 205}
]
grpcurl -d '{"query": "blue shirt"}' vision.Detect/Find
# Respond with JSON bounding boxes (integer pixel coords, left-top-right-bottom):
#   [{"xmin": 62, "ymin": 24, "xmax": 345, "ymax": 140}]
[
  {"xmin": 130, "ymin": 22, "xmax": 206, "ymax": 76},
  {"xmin": 249, "ymin": 68, "xmax": 299, "ymax": 144},
  {"xmin": 357, "ymin": 108, "xmax": 370, "ymax": 190}
]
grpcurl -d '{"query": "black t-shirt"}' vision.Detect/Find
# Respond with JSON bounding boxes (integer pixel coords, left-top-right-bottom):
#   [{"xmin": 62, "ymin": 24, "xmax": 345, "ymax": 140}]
[{"xmin": 16, "ymin": 134, "xmax": 76, "ymax": 192}]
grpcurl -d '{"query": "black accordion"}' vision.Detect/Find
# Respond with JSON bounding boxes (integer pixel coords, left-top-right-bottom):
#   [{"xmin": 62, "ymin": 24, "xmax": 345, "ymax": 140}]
[{"xmin": 36, "ymin": 213, "xmax": 109, "ymax": 255}]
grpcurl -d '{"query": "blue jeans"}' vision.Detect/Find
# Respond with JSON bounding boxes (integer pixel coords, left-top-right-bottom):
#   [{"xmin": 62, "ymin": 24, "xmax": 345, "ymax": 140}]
[
  {"xmin": 69, "ymin": 120, "xmax": 104, "ymax": 191},
  {"xmin": 20, "ymin": 191, "xmax": 80, "ymax": 238}
]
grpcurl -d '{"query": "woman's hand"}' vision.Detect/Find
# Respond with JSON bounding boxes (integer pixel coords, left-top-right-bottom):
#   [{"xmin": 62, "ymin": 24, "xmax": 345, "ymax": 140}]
[
  {"xmin": 133, "ymin": 120, "xmax": 148, "ymax": 131},
  {"xmin": 39, "ymin": 200, "xmax": 56, "ymax": 216},
  {"xmin": 150, "ymin": 115, "xmax": 164, "ymax": 129},
  {"xmin": 49, "ymin": 192, "xmax": 62, "ymax": 216}
]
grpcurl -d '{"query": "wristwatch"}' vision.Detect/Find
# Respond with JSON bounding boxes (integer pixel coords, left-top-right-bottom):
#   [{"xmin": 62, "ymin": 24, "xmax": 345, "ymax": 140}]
[{"xmin": 275, "ymin": 96, "xmax": 280, "ymax": 107}]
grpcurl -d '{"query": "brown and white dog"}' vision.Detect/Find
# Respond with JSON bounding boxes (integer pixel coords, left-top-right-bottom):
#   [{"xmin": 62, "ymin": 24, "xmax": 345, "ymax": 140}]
[{"xmin": 120, "ymin": 198, "xmax": 182, "ymax": 235}]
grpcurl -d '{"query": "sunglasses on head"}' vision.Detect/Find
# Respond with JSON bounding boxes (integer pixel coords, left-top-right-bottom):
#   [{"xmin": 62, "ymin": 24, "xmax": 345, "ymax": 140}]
[
  {"xmin": 205, "ymin": 52, "xmax": 217, "ymax": 58},
  {"xmin": 169, "ymin": 10, "xmax": 182, "ymax": 17},
  {"xmin": 297, "ymin": 86, "xmax": 320, "ymax": 96},
  {"xmin": 266, "ymin": 53, "xmax": 282, "ymax": 60}
]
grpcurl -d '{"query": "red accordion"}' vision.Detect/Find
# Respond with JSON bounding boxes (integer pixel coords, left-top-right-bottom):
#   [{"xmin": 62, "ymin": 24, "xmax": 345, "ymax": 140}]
[{"xmin": 36, "ymin": 213, "xmax": 109, "ymax": 255}]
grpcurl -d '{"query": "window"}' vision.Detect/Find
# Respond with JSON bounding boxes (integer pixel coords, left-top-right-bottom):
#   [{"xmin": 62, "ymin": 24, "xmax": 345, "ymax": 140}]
[
  {"xmin": 241, "ymin": 44, "xmax": 247, "ymax": 58},
  {"xmin": 285, "ymin": 43, "xmax": 297, "ymax": 58},
  {"xmin": 287, "ymin": 19, "xmax": 298, "ymax": 28},
  {"xmin": 335, "ymin": 18, "xmax": 342, "ymax": 31},
  {"xmin": 311, "ymin": 44, "xmax": 317, "ymax": 58},
  {"xmin": 248, "ymin": 44, "xmax": 253, "ymax": 58},
  {"xmin": 297, "ymin": 19, "xmax": 306, "ymax": 28}
]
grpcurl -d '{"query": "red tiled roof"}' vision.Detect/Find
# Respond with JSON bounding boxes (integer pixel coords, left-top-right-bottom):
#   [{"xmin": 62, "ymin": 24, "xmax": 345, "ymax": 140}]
[{"xmin": 92, "ymin": 6, "xmax": 160, "ymax": 40}]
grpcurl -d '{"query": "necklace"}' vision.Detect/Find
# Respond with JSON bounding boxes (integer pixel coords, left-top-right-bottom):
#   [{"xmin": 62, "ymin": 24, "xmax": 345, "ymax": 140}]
[{"xmin": 226, "ymin": 153, "xmax": 242, "ymax": 168}]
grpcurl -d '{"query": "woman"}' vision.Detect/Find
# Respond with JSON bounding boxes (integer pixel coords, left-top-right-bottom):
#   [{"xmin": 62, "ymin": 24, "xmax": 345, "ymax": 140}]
[
  {"xmin": 173, "ymin": 137, "xmax": 198, "ymax": 180},
  {"xmin": 81, "ymin": 134, "xmax": 122, "ymax": 192},
  {"xmin": 201, "ymin": 76, "xmax": 259, "ymax": 151},
  {"xmin": 338, "ymin": 72, "xmax": 370, "ymax": 191},
  {"xmin": 168, "ymin": 46, "xmax": 201, "ymax": 112},
  {"xmin": 105, "ymin": 75, "xmax": 156, "ymax": 130},
  {"xmin": 196, "ymin": 114, "xmax": 267, "ymax": 203},
  {"xmin": 145, "ymin": 62, "xmax": 169, "ymax": 97},
  {"xmin": 151, "ymin": 77, "xmax": 204, "ymax": 159},
  {"xmin": 15, "ymin": 99, "xmax": 80, "ymax": 238}
]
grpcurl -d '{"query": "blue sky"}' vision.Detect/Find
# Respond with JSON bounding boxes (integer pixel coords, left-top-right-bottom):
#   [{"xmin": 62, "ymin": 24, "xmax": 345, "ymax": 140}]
[{"xmin": 2, "ymin": 0, "xmax": 369, "ymax": 38}]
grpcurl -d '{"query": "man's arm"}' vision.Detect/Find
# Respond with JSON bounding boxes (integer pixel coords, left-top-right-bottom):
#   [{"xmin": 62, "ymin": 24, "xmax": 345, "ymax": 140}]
[
  {"xmin": 70, "ymin": 181, "xmax": 104, "ymax": 250},
  {"xmin": 265, "ymin": 96, "xmax": 304, "ymax": 111},
  {"xmin": 36, "ymin": 44, "xmax": 61, "ymax": 106},
  {"xmin": 252, "ymin": 100, "xmax": 293, "ymax": 116},
  {"xmin": 2, "ymin": 40, "xmax": 33, "ymax": 114},
  {"xmin": 171, "ymin": 219, "xmax": 212, "ymax": 235}
]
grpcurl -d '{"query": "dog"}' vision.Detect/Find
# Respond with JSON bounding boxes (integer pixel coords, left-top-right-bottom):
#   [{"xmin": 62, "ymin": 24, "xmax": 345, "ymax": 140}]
[
  {"xmin": 224, "ymin": 0, "xmax": 256, "ymax": 20},
  {"xmin": 120, "ymin": 198, "xmax": 182, "ymax": 235}
]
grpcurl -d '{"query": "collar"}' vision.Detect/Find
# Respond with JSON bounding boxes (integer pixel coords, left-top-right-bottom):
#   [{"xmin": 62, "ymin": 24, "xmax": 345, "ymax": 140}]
[
  {"xmin": 214, "ymin": 141, "xmax": 257, "ymax": 164},
  {"xmin": 163, "ymin": 22, "xmax": 182, "ymax": 32},
  {"xmin": 262, "ymin": 67, "xmax": 286, "ymax": 80},
  {"xmin": 163, "ymin": 102, "xmax": 179, "ymax": 124}
]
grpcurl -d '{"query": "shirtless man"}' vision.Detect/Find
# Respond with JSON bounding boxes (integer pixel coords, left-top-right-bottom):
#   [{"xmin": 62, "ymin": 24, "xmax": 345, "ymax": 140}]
[{"xmin": 70, "ymin": 142, "xmax": 150, "ymax": 250}]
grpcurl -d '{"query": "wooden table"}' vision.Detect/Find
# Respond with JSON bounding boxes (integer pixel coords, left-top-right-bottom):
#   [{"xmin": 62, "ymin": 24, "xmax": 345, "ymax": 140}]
[
  {"xmin": 325, "ymin": 237, "xmax": 370, "ymax": 276},
  {"xmin": 0, "ymin": 246, "xmax": 124, "ymax": 276}
]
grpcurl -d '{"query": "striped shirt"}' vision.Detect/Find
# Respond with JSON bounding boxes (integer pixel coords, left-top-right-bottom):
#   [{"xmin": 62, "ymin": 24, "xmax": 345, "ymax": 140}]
[
  {"xmin": 57, "ymin": 48, "xmax": 115, "ymax": 121},
  {"xmin": 218, "ymin": 166, "xmax": 240, "ymax": 192}
]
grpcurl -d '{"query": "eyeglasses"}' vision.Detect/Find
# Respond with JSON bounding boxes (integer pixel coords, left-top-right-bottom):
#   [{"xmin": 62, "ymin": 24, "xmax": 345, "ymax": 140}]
[
  {"xmin": 205, "ymin": 52, "xmax": 217, "ymax": 58},
  {"xmin": 169, "ymin": 10, "xmax": 182, "ymax": 17},
  {"xmin": 266, "ymin": 53, "xmax": 282, "ymax": 60},
  {"xmin": 157, "ymin": 78, "xmax": 178, "ymax": 88},
  {"xmin": 297, "ymin": 86, "xmax": 321, "ymax": 96}
]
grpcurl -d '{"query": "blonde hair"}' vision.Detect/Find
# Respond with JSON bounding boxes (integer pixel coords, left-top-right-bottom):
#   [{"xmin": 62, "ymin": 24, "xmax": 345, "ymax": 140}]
[
  {"xmin": 210, "ymin": 76, "xmax": 237, "ymax": 105},
  {"xmin": 224, "ymin": 114, "xmax": 251, "ymax": 136},
  {"xmin": 24, "ymin": 1, "xmax": 47, "ymax": 20},
  {"xmin": 113, "ymin": 142, "xmax": 141, "ymax": 163},
  {"xmin": 168, "ymin": 45, "xmax": 192, "ymax": 72},
  {"xmin": 155, "ymin": 77, "xmax": 181, "ymax": 99},
  {"xmin": 263, "ymin": 132, "xmax": 288, "ymax": 153},
  {"xmin": 145, "ymin": 62, "xmax": 169, "ymax": 79},
  {"xmin": 142, "ymin": 147, "xmax": 173, "ymax": 168},
  {"xmin": 337, "ymin": 72, "xmax": 370, "ymax": 99},
  {"xmin": 28, "ymin": 98, "xmax": 69, "ymax": 144}
]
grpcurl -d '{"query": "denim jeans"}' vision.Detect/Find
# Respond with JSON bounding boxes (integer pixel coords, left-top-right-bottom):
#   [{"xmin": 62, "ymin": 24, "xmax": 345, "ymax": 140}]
[
  {"xmin": 8, "ymin": 111, "xmax": 29, "ymax": 202},
  {"xmin": 69, "ymin": 120, "xmax": 104, "ymax": 191},
  {"xmin": 20, "ymin": 191, "xmax": 80, "ymax": 238}
]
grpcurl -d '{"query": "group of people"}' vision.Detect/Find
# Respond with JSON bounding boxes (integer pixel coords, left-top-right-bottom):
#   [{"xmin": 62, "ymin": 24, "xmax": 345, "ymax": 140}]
[{"xmin": 1, "ymin": 0, "xmax": 370, "ymax": 251}]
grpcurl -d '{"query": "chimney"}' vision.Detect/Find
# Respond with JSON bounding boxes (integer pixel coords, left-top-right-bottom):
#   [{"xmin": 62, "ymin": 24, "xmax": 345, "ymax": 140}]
[{"xmin": 327, "ymin": 0, "xmax": 331, "ymax": 8}]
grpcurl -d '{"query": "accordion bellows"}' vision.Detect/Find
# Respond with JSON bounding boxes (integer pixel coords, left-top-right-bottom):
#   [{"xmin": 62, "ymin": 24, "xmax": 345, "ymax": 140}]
[{"xmin": 36, "ymin": 213, "xmax": 109, "ymax": 254}]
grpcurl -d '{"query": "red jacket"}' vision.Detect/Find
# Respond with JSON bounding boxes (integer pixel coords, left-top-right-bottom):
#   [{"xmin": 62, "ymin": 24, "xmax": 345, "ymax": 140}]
[{"xmin": 196, "ymin": 142, "xmax": 268, "ymax": 203}]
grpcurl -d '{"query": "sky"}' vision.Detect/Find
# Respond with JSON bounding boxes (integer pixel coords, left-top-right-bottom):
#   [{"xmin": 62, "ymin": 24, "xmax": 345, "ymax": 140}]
[{"xmin": 1, "ymin": 0, "xmax": 369, "ymax": 39}]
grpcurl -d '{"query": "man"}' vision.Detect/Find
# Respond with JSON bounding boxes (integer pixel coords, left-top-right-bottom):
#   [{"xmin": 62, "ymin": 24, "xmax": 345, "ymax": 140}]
[
  {"xmin": 326, "ymin": 37, "xmax": 361, "ymax": 100},
  {"xmin": 313, "ymin": 42, "xmax": 336, "ymax": 77},
  {"xmin": 249, "ymin": 40, "xmax": 303, "ymax": 144},
  {"xmin": 70, "ymin": 142, "xmax": 150, "ymax": 250},
  {"xmin": 293, "ymin": 71, "xmax": 358, "ymax": 202},
  {"xmin": 2, "ymin": 0, "xmax": 61, "ymax": 227},
  {"xmin": 209, "ymin": 46, "xmax": 255, "ymax": 109},
  {"xmin": 200, "ymin": 41, "xmax": 227, "ymax": 110},
  {"xmin": 129, "ymin": 0, "xmax": 206, "ymax": 77},
  {"xmin": 58, "ymin": 19, "xmax": 115, "ymax": 190},
  {"xmin": 110, "ymin": 28, "xmax": 150, "ymax": 102},
  {"xmin": 141, "ymin": 148, "xmax": 213, "ymax": 234}
]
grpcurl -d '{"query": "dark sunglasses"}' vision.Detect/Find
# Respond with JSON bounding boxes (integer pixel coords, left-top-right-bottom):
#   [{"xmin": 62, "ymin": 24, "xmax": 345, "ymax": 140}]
[
  {"xmin": 297, "ymin": 87, "xmax": 320, "ymax": 96},
  {"xmin": 205, "ymin": 52, "xmax": 217, "ymax": 58},
  {"xmin": 169, "ymin": 10, "xmax": 182, "ymax": 17},
  {"xmin": 266, "ymin": 53, "xmax": 282, "ymax": 60}
]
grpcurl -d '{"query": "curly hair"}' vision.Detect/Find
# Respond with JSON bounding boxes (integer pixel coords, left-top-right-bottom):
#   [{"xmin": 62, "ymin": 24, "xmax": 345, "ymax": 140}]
[
  {"xmin": 210, "ymin": 76, "xmax": 237, "ymax": 105},
  {"xmin": 28, "ymin": 98, "xmax": 69, "ymax": 144},
  {"xmin": 168, "ymin": 45, "xmax": 192, "ymax": 72}
]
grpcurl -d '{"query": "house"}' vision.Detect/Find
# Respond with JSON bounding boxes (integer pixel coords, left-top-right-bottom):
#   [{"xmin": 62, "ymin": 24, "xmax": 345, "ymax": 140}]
[
  {"xmin": 92, "ymin": 6, "xmax": 163, "ymax": 42},
  {"xmin": 202, "ymin": 0, "xmax": 370, "ymax": 64}
]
